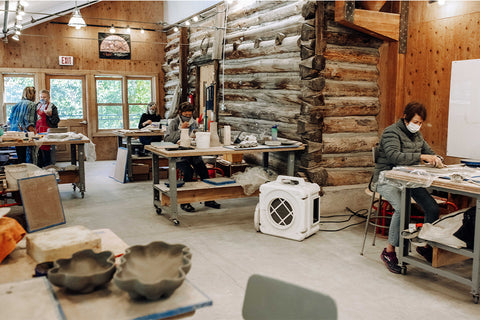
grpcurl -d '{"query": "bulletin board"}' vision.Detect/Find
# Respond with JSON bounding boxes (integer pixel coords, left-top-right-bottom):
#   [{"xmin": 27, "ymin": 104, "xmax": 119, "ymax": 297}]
[{"xmin": 447, "ymin": 59, "xmax": 480, "ymax": 160}]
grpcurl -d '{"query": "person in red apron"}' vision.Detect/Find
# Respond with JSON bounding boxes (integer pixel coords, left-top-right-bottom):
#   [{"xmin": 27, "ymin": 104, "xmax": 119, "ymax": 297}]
[{"xmin": 36, "ymin": 90, "xmax": 60, "ymax": 167}]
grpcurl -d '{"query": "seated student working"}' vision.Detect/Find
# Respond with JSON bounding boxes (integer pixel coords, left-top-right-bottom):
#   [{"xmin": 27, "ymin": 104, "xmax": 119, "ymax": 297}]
[
  {"xmin": 163, "ymin": 102, "xmax": 221, "ymax": 212},
  {"xmin": 138, "ymin": 102, "xmax": 163, "ymax": 145},
  {"xmin": 373, "ymin": 102, "xmax": 442, "ymax": 274}
]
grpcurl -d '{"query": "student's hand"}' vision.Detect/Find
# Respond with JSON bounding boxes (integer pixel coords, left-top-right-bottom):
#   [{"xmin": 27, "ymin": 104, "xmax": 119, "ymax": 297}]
[
  {"xmin": 45, "ymin": 109, "xmax": 52, "ymax": 116},
  {"xmin": 421, "ymin": 154, "xmax": 444, "ymax": 168},
  {"xmin": 181, "ymin": 121, "xmax": 190, "ymax": 129},
  {"xmin": 143, "ymin": 120, "xmax": 152, "ymax": 126}
]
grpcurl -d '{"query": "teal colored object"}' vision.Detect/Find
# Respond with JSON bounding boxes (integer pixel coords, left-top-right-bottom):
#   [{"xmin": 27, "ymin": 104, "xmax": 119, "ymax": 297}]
[{"xmin": 271, "ymin": 125, "xmax": 278, "ymax": 140}]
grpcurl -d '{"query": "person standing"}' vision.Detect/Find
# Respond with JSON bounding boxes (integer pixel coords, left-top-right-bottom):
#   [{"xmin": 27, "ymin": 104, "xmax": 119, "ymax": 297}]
[
  {"xmin": 138, "ymin": 102, "xmax": 162, "ymax": 145},
  {"xmin": 35, "ymin": 89, "xmax": 60, "ymax": 167},
  {"xmin": 8, "ymin": 86, "xmax": 37, "ymax": 163},
  {"xmin": 373, "ymin": 102, "xmax": 442, "ymax": 274},
  {"xmin": 163, "ymin": 101, "xmax": 221, "ymax": 212}
]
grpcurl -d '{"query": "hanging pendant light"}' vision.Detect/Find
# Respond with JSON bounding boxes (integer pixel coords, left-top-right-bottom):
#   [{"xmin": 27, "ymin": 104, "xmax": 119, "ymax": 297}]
[{"xmin": 68, "ymin": 1, "xmax": 86, "ymax": 29}]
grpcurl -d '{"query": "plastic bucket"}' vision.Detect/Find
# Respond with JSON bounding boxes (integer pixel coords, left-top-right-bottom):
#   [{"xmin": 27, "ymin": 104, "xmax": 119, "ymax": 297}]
[{"xmin": 196, "ymin": 132, "xmax": 211, "ymax": 149}]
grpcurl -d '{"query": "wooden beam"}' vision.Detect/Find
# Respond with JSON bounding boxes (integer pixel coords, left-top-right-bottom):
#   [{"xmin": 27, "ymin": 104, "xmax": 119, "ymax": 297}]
[
  {"xmin": 179, "ymin": 27, "xmax": 189, "ymax": 103},
  {"xmin": 335, "ymin": 1, "xmax": 400, "ymax": 41}
]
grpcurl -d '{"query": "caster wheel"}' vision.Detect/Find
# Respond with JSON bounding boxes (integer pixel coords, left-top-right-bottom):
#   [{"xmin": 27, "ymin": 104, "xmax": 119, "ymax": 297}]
[
  {"xmin": 81, "ymin": 192, "xmax": 85, "ymax": 199},
  {"xmin": 401, "ymin": 266, "xmax": 407, "ymax": 275},
  {"xmin": 473, "ymin": 295, "xmax": 479, "ymax": 304},
  {"xmin": 173, "ymin": 219, "xmax": 180, "ymax": 225},
  {"xmin": 73, "ymin": 184, "xmax": 77, "ymax": 191},
  {"xmin": 156, "ymin": 208, "xmax": 162, "ymax": 215}
]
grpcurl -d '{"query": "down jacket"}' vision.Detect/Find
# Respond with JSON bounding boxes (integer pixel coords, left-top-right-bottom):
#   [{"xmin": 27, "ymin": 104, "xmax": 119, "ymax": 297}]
[{"xmin": 373, "ymin": 119, "xmax": 435, "ymax": 184}]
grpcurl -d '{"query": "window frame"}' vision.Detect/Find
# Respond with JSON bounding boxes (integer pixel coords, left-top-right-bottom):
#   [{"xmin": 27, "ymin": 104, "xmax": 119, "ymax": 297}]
[
  {"xmin": 1, "ymin": 73, "xmax": 35, "ymax": 124},
  {"xmin": 46, "ymin": 74, "xmax": 87, "ymax": 120},
  {"xmin": 95, "ymin": 75, "xmax": 153, "ymax": 131}
]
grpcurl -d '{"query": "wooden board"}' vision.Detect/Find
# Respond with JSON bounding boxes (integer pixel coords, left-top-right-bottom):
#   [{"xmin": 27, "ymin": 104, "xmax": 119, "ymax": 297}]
[
  {"xmin": 111, "ymin": 147, "xmax": 128, "ymax": 183},
  {"xmin": 432, "ymin": 247, "xmax": 470, "ymax": 268},
  {"xmin": 155, "ymin": 180, "xmax": 259, "ymax": 205},
  {"xmin": 0, "ymin": 277, "xmax": 65, "ymax": 320},
  {"xmin": 18, "ymin": 174, "xmax": 65, "ymax": 233}
]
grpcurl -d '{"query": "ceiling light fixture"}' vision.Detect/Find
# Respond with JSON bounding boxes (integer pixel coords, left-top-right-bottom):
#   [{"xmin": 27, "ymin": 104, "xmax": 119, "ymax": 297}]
[
  {"xmin": 173, "ymin": 26, "xmax": 179, "ymax": 32},
  {"xmin": 193, "ymin": 16, "xmax": 199, "ymax": 22},
  {"xmin": 110, "ymin": 24, "xmax": 116, "ymax": 33},
  {"xmin": 12, "ymin": 34, "xmax": 20, "ymax": 41},
  {"xmin": 141, "ymin": 27, "xmax": 145, "ymax": 34},
  {"xmin": 15, "ymin": 29, "xmax": 21, "ymax": 35},
  {"xmin": 68, "ymin": 1, "xmax": 86, "ymax": 29},
  {"xmin": 185, "ymin": 21, "xmax": 190, "ymax": 26},
  {"xmin": 126, "ymin": 25, "xmax": 131, "ymax": 34}
]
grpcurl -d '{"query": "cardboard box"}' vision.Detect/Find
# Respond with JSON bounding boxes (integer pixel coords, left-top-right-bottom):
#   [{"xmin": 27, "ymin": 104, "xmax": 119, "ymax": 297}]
[
  {"xmin": 224, "ymin": 153, "xmax": 243, "ymax": 164},
  {"xmin": 216, "ymin": 161, "xmax": 250, "ymax": 177},
  {"xmin": 132, "ymin": 163, "xmax": 150, "ymax": 175}
]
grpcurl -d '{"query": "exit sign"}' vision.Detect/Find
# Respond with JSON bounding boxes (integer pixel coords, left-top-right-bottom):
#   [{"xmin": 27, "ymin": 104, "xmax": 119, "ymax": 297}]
[{"xmin": 59, "ymin": 56, "xmax": 74, "ymax": 65}]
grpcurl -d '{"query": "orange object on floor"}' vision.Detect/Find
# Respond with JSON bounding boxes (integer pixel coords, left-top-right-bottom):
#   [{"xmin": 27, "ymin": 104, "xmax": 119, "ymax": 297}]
[{"xmin": 0, "ymin": 217, "xmax": 26, "ymax": 263}]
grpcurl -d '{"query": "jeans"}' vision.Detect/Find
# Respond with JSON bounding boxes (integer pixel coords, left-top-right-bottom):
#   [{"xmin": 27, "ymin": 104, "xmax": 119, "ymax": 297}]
[{"xmin": 376, "ymin": 183, "xmax": 439, "ymax": 247}]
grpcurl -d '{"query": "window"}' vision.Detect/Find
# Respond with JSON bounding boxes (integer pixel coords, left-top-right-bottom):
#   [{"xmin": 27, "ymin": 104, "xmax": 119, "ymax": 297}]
[
  {"xmin": 3, "ymin": 75, "xmax": 34, "ymax": 121},
  {"xmin": 128, "ymin": 78, "xmax": 152, "ymax": 129},
  {"xmin": 96, "ymin": 77, "xmax": 152, "ymax": 130},
  {"xmin": 49, "ymin": 78, "xmax": 84, "ymax": 119},
  {"xmin": 96, "ymin": 78, "xmax": 123, "ymax": 129}
]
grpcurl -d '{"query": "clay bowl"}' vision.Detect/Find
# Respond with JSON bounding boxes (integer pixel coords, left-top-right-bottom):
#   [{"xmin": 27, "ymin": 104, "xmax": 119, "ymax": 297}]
[
  {"xmin": 113, "ymin": 241, "xmax": 192, "ymax": 300},
  {"xmin": 47, "ymin": 249, "xmax": 116, "ymax": 294}
]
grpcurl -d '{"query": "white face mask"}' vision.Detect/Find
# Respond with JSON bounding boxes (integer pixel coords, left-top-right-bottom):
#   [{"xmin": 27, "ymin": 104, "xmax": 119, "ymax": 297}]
[{"xmin": 406, "ymin": 122, "xmax": 421, "ymax": 133}]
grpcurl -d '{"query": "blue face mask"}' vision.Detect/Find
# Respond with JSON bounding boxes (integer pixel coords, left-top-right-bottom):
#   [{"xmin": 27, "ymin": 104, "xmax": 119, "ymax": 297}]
[{"xmin": 40, "ymin": 99, "xmax": 46, "ymax": 104}]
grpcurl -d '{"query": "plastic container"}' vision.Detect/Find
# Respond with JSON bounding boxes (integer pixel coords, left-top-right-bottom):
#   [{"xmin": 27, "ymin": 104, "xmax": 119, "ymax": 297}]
[
  {"xmin": 271, "ymin": 125, "xmax": 278, "ymax": 141},
  {"xmin": 196, "ymin": 132, "xmax": 211, "ymax": 149}
]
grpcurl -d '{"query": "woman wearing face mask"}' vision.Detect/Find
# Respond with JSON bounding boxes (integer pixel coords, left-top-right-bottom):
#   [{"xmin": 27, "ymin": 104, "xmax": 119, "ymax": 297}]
[
  {"xmin": 372, "ymin": 101, "xmax": 442, "ymax": 274},
  {"xmin": 35, "ymin": 89, "xmax": 60, "ymax": 167},
  {"xmin": 163, "ymin": 102, "xmax": 221, "ymax": 212},
  {"xmin": 138, "ymin": 102, "xmax": 162, "ymax": 145}
]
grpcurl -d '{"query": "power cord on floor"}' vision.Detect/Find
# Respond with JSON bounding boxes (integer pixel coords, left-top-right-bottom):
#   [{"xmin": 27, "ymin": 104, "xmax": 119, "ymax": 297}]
[{"xmin": 318, "ymin": 207, "xmax": 368, "ymax": 232}]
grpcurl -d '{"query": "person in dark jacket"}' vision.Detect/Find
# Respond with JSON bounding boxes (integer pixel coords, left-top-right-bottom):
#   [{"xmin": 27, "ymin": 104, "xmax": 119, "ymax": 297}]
[
  {"xmin": 138, "ymin": 102, "xmax": 162, "ymax": 145},
  {"xmin": 35, "ymin": 89, "xmax": 60, "ymax": 167},
  {"xmin": 374, "ymin": 102, "xmax": 443, "ymax": 274},
  {"xmin": 163, "ymin": 101, "xmax": 221, "ymax": 212}
]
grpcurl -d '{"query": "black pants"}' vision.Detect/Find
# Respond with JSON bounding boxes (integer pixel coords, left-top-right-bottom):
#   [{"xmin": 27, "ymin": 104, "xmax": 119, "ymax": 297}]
[
  {"xmin": 37, "ymin": 149, "xmax": 52, "ymax": 168},
  {"xmin": 139, "ymin": 136, "xmax": 163, "ymax": 145},
  {"xmin": 176, "ymin": 156, "xmax": 209, "ymax": 182},
  {"xmin": 15, "ymin": 146, "xmax": 28, "ymax": 164}
]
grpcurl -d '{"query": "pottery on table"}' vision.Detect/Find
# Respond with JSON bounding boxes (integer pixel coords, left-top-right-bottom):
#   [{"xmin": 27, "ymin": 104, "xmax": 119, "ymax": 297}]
[
  {"xmin": 113, "ymin": 241, "xmax": 192, "ymax": 300},
  {"xmin": 47, "ymin": 249, "xmax": 116, "ymax": 293}
]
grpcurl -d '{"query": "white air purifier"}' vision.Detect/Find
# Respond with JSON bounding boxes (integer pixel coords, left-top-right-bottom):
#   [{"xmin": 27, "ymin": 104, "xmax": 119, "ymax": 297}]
[{"xmin": 254, "ymin": 176, "xmax": 320, "ymax": 241}]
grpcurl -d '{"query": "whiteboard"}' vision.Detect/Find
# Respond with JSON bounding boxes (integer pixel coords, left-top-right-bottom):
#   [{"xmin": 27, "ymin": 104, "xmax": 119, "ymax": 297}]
[{"xmin": 447, "ymin": 59, "xmax": 480, "ymax": 160}]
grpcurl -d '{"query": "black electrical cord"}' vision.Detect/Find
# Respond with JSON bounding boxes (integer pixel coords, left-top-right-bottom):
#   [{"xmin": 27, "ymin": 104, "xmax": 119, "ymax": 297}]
[{"xmin": 318, "ymin": 207, "xmax": 369, "ymax": 232}]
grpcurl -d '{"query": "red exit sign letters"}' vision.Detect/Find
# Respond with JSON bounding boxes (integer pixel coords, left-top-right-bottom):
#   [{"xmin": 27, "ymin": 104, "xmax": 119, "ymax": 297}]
[{"xmin": 59, "ymin": 56, "xmax": 74, "ymax": 65}]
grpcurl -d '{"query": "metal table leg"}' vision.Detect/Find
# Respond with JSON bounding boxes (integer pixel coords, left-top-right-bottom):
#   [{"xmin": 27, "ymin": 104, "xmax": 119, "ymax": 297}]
[
  {"xmin": 168, "ymin": 157, "xmax": 179, "ymax": 225},
  {"xmin": 287, "ymin": 151, "xmax": 295, "ymax": 176},
  {"xmin": 263, "ymin": 152, "xmax": 269, "ymax": 170},
  {"xmin": 399, "ymin": 187, "xmax": 411, "ymax": 274},
  {"xmin": 472, "ymin": 199, "xmax": 480, "ymax": 302},
  {"xmin": 77, "ymin": 144, "xmax": 86, "ymax": 198},
  {"xmin": 126, "ymin": 136, "xmax": 133, "ymax": 182}
]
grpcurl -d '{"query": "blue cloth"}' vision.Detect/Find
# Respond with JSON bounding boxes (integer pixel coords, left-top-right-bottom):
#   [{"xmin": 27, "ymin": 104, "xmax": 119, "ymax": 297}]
[{"xmin": 9, "ymin": 99, "xmax": 37, "ymax": 132}]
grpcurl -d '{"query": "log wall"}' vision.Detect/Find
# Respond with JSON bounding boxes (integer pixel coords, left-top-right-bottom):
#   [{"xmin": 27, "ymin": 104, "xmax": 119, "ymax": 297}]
[{"xmin": 163, "ymin": 0, "xmax": 383, "ymax": 187}]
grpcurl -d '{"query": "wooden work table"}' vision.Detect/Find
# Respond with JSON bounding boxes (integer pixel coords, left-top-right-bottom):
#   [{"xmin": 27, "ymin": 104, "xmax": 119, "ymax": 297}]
[
  {"xmin": 145, "ymin": 143, "xmax": 305, "ymax": 225},
  {"xmin": 0, "ymin": 138, "xmax": 90, "ymax": 198},
  {"xmin": 0, "ymin": 228, "xmax": 212, "ymax": 320},
  {"xmin": 384, "ymin": 169, "xmax": 480, "ymax": 303},
  {"xmin": 114, "ymin": 130, "xmax": 165, "ymax": 182}
]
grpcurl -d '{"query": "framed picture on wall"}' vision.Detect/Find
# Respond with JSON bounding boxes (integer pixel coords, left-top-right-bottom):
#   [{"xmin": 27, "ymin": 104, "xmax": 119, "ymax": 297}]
[{"xmin": 98, "ymin": 33, "xmax": 131, "ymax": 59}]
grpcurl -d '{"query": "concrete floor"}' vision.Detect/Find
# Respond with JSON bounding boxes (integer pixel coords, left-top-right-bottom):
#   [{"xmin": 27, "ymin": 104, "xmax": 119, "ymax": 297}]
[{"xmin": 56, "ymin": 161, "xmax": 480, "ymax": 320}]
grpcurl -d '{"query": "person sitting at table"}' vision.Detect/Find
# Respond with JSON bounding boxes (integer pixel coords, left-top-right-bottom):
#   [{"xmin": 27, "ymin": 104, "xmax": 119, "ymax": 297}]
[
  {"xmin": 138, "ymin": 102, "xmax": 163, "ymax": 145},
  {"xmin": 35, "ymin": 89, "xmax": 60, "ymax": 167},
  {"xmin": 163, "ymin": 101, "xmax": 221, "ymax": 212},
  {"xmin": 373, "ymin": 101, "xmax": 442, "ymax": 274},
  {"xmin": 8, "ymin": 86, "xmax": 37, "ymax": 164}
]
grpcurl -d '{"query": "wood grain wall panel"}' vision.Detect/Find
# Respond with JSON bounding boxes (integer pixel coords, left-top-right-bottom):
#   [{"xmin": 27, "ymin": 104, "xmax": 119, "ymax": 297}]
[
  {"xmin": 402, "ymin": 1, "xmax": 480, "ymax": 161},
  {"xmin": 0, "ymin": 1, "xmax": 165, "ymax": 160}
]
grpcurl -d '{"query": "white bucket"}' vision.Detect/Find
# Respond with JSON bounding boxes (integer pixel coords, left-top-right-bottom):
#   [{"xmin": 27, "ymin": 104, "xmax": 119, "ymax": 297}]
[{"xmin": 196, "ymin": 132, "xmax": 211, "ymax": 149}]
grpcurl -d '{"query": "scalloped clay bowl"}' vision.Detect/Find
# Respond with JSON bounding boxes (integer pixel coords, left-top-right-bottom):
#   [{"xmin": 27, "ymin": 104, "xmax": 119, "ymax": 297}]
[
  {"xmin": 47, "ymin": 249, "xmax": 116, "ymax": 293},
  {"xmin": 113, "ymin": 241, "xmax": 192, "ymax": 300}
]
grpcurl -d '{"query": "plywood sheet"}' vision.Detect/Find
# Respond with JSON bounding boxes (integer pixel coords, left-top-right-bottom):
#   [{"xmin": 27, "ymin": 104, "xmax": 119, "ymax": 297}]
[
  {"xmin": 111, "ymin": 147, "xmax": 127, "ymax": 183},
  {"xmin": 0, "ymin": 277, "xmax": 65, "ymax": 320},
  {"xmin": 18, "ymin": 174, "xmax": 65, "ymax": 233}
]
